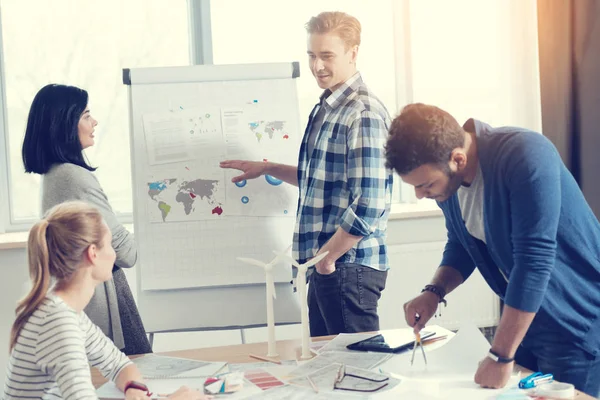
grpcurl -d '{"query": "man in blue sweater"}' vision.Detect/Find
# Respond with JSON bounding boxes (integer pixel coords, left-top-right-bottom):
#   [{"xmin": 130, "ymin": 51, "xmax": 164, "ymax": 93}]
[{"xmin": 385, "ymin": 103, "xmax": 600, "ymax": 396}]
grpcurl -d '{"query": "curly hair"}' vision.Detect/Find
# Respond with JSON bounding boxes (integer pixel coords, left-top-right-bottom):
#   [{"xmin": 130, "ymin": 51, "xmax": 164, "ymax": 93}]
[{"xmin": 385, "ymin": 103, "xmax": 465, "ymax": 175}]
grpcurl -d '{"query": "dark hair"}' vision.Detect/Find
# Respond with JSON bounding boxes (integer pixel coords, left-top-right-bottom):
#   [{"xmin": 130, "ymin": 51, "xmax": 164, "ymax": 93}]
[
  {"xmin": 22, "ymin": 84, "xmax": 96, "ymax": 174},
  {"xmin": 385, "ymin": 103, "xmax": 465, "ymax": 175}
]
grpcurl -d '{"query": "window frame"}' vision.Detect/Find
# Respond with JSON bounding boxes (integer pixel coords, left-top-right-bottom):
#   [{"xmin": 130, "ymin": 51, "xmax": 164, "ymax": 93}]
[{"xmin": 3, "ymin": 0, "xmax": 506, "ymax": 233}]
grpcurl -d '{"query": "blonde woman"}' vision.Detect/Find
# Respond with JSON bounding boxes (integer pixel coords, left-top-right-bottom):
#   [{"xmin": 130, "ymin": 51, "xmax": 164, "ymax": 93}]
[{"xmin": 4, "ymin": 202, "xmax": 211, "ymax": 400}]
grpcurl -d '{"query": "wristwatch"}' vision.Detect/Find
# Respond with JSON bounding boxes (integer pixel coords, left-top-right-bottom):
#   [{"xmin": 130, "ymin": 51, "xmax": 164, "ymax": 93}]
[
  {"xmin": 487, "ymin": 349, "xmax": 515, "ymax": 364},
  {"xmin": 421, "ymin": 284, "xmax": 447, "ymax": 306},
  {"xmin": 124, "ymin": 380, "xmax": 151, "ymax": 397}
]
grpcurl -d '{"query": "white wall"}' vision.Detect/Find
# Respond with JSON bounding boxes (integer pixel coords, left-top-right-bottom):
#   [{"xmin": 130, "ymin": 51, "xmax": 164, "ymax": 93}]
[{"xmin": 0, "ymin": 215, "xmax": 499, "ymax": 388}]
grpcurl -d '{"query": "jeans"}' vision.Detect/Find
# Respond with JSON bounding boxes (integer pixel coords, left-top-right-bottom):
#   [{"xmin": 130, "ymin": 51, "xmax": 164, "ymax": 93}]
[
  {"xmin": 515, "ymin": 330, "xmax": 600, "ymax": 397},
  {"xmin": 307, "ymin": 263, "xmax": 387, "ymax": 336}
]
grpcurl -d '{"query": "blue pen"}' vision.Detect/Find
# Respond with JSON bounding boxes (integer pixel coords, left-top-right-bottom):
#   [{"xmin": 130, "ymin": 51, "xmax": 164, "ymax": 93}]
[{"xmin": 518, "ymin": 372, "xmax": 554, "ymax": 389}]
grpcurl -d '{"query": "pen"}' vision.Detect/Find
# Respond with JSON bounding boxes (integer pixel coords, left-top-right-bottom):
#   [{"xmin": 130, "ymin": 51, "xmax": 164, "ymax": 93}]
[
  {"xmin": 248, "ymin": 353, "xmax": 282, "ymax": 365},
  {"xmin": 307, "ymin": 375, "xmax": 319, "ymax": 393},
  {"xmin": 336, "ymin": 363, "xmax": 346, "ymax": 384},
  {"xmin": 422, "ymin": 335, "xmax": 448, "ymax": 346}
]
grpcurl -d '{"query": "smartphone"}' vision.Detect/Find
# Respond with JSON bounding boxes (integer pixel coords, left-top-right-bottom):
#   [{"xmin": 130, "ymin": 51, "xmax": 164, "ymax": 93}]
[{"xmin": 346, "ymin": 330, "xmax": 436, "ymax": 353}]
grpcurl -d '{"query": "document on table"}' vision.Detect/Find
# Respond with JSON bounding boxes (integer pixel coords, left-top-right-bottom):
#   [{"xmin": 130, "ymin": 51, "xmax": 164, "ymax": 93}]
[
  {"xmin": 289, "ymin": 351, "xmax": 392, "ymax": 377},
  {"xmin": 288, "ymin": 363, "xmax": 401, "ymax": 395},
  {"xmin": 378, "ymin": 323, "xmax": 489, "ymax": 381},
  {"xmin": 96, "ymin": 378, "xmax": 261, "ymax": 400},
  {"xmin": 132, "ymin": 354, "xmax": 226, "ymax": 379},
  {"xmin": 240, "ymin": 384, "xmax": 361, "ymax": 399}
]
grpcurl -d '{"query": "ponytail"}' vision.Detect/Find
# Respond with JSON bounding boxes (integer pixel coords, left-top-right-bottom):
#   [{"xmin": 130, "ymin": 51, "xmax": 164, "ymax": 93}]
[
  {"xmin": 9, "ymin": 201, "xmax": 105, "ymax": 352},
  {"xmin": 10, "ymin": 220, "xmax": 52, "ymax": 351}
]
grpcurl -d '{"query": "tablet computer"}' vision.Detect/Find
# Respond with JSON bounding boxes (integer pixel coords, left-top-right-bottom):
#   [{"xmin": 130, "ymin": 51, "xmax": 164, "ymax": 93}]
[{"xmin": 346, "ymin": 330, "xmax": 436, "ymax": 353}]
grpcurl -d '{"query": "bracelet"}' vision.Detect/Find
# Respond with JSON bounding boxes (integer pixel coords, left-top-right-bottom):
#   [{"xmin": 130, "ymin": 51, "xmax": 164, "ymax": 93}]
[
  {"xmin": 421, "ymin": 284, "xmax": 447, "ymax": 306},
  {"xmin": 488, "ymin": 349, "xmax": 515, "ymax": 364}
]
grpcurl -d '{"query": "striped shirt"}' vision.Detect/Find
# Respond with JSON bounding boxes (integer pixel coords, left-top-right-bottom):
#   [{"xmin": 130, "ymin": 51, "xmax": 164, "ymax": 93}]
[
  {"xmin": 4, "ymin": 295, "xmax": 132, "ymax": 400},
  {"xmin": 294, "ymin": 72, "xmax": 393, "ymax": 271}
]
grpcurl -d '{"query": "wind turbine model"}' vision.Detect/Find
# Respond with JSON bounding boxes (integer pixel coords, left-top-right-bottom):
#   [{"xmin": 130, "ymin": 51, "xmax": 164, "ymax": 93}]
[
  {"xmin": 237, "ymin": 245, "xmax": 291, "ymax": 358},
  {"xmin": 285, "ymin": 251, "xmax": 330, "ymax": 360}
]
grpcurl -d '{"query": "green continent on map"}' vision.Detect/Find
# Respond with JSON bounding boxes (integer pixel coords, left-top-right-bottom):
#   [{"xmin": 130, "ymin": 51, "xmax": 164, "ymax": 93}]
[{"xmin": 158, "ymin": 201, "xmax": 171, "ymax": 222}]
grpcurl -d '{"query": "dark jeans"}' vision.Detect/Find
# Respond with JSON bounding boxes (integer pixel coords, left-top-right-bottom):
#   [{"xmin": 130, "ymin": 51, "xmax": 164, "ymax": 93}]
[
  {"xmin": 307, "ymin": 263, "xmax": 387, "ymax": 336},
  {"xmin": 515, "ymin": 331, "xmax": 600, "ymax": 397}
]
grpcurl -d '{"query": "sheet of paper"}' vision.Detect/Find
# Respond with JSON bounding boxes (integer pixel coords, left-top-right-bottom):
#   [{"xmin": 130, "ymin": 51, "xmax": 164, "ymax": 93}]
[
  {"xmin": 240, "ymin": 384, "xmax": 362, "ymax": 399},
  {"xmin": 379, "ymin": 322, "xmax": 491, "ymax": 381},
  {"xmin": 289, "ymin": 351, "xmax": 392, "ymax": 378},
  {"xmin": 221, "ymin": 107, "xmax": 299, "ymax": 217},
  {"xmin": 288, "ymin": 363, "xmax": 401, "ymax": 395},
  {"xmin": 228, "ymin": 360, "xmax": 298, "ymax": 372},
  {"xmin": 317, "ymin": 333, "xmax": 379, "ymax": 354},
  {"xmin": 143, "ymin": 107, "xmax": 225, "ymax": 166},
  {"xmin": 132, "ymin": 354, "xmax": 226, "ymax": 379},
  {"xmin": 97, "ymin": 378, "xmax": 262, "ymax": 400},
  {"xmin": 310, "ymin": 340, "xmax": 331, "ymax": 354}
]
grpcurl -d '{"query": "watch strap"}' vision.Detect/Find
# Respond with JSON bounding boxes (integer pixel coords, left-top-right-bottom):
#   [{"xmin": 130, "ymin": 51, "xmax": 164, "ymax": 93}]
[{"xmin": 487, "ymin": 349, "xmax": 515, "ymax": 364}]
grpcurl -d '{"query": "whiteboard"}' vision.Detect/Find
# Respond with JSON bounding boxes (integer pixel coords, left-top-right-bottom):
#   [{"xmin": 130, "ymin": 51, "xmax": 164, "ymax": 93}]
[{"xmin": 125, "ymin": 63, "xmax": 303, "ymax": 332}]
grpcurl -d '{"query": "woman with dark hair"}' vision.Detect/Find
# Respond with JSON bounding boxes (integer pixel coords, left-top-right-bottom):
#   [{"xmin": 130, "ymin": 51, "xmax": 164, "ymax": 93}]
[{"xmin": 21, "ymin": 84, "xmax": 152, "ymax": 355}]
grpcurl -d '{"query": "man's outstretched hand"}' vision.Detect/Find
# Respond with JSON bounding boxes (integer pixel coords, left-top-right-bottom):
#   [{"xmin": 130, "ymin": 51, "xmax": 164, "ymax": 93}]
[{"xmin": 220, "ymin": 160, "xmax": 267, "ymax": 183}]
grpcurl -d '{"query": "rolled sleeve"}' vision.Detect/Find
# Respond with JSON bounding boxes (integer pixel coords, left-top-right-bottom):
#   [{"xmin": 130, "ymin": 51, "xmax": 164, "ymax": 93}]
[{"xmin": 340, "ymin": 111, "xmax": 390, "ymax": 237}]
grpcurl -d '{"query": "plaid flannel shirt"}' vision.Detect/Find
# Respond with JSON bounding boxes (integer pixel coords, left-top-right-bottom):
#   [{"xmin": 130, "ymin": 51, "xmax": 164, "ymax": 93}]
[{"xmin": 293, "ymin": 72, "xmax": 393, "ymax": 271}]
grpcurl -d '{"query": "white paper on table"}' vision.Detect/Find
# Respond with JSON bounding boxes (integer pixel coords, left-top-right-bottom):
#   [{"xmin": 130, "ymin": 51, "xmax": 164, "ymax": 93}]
[
  {"xmin": 240, "ymin": 384, "xmax": 365, "ymax": 399},
  {"xmin": 289, "ymin": 351, "xmax": 392, "ymax": 377},
  {"xmin": 379, "ymin": 322, "xmax": 490, "ymax": 381},
  {"xmin": 228, "ymin": 360, "xmax": 298, "ymax": 373},
  {"xmin": 132, "ymin": 354, "xmax": 226, "ymax": 378},
  {"xmin": 310, "ymin": 340, "xmax": 330, "ymax": 354},
  {"xmin": 288, "ymin": 363, "xmax": 401, "ymax": 395},
  {"xmin": 317, "ymin": 333, "xmax": 379, "ymax": 354},
  {"xmin": 96, "ymin": 378, "xmax": 262, "ymax": 400}
]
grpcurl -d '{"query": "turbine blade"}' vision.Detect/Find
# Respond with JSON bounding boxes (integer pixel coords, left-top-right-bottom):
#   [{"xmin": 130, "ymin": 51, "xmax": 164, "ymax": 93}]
[{"xmin": 283, "ymin": 254, "xmax": 301, "ymax": 268}]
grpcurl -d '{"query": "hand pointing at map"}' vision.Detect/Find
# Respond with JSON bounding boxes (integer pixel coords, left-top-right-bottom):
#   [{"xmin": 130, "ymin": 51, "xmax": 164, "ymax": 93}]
[
  {"xmin": 219, "ymin": 160, "xmax": 267, "ymax": 183},
  {"xmin": 220, "ymin": 160, "xmax": 299, "ymax": 187}
]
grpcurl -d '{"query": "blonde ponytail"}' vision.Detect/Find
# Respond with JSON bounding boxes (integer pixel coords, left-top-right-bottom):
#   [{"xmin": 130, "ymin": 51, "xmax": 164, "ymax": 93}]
[
  {"xmin": 9, "ymin": 201, "xmax": 105, "ymax": 352},
  {"xmin": 10, "ymin": 220, "xmax": 52, "ymax": 351}
]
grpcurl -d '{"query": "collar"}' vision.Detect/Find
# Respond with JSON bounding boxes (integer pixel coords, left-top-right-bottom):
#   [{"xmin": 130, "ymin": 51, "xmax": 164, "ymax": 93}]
[{"xmin": 320, "ymin": 71, "xmax": 363, "ymax": 110}]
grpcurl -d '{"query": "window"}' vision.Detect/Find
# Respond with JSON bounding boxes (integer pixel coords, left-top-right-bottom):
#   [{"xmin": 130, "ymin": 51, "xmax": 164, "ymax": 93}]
[
  {"xmin": 0, "ymin": 0, "xmax": 190, "ymax": 224},
  {"xmin": 211, "ymin": 0, "xmax": 401, "ymax": 201},
  {"xmin": 211, "ymin": 0, "xmax": 397, "ymax": 131},
  {"xmin": 0, "ymin": 0, "xmax": 542, "ymax": 228},
  {"xmin": 409, "ymin": 0, "xmax": 541, "ymax": 130}
]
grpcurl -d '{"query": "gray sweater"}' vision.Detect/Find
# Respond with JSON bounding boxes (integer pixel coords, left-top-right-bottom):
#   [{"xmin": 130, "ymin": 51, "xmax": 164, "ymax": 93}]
[{"xmin": 41, "ymin": 163, "xmax": 137, "ymax": 349}]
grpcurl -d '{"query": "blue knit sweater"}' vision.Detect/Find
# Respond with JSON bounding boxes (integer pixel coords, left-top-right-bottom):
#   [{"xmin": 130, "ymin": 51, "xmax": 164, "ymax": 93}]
[{"xmin": 439, "ymin": 119, "xmax": 600, "ymax": 355}]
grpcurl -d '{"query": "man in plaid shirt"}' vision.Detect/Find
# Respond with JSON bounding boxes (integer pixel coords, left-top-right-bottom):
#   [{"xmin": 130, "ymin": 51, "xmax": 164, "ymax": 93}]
[{"xmin": 221, "ymin": 11, "xmax": 393, "ymax": 335}]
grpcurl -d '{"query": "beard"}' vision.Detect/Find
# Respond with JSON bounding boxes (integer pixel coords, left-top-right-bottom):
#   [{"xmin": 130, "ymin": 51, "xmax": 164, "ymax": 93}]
[{"xmin": 437, "ymin": 168, "xmax": 464, "ymax": 202}]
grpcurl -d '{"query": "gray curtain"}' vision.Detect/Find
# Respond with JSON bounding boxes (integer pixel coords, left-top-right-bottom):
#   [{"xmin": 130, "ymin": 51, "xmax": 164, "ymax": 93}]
[{"xmin": 537, "ymin": 0, "xmax": 600, "ymax": 217}]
